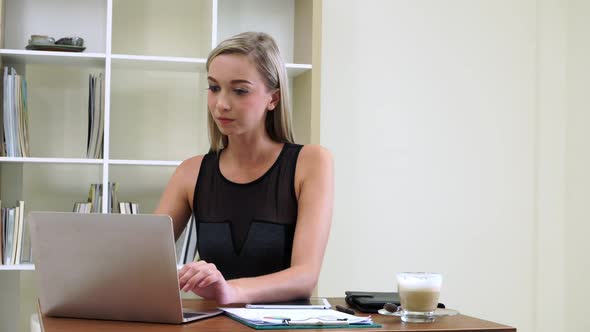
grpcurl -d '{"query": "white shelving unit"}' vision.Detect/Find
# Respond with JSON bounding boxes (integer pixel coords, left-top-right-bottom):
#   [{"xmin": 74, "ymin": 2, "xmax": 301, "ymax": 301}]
[
  {"xmin": 0, "ymin": 264, "xmax": 35, "ymax": 271},
  {"xmin": 0, "ymin": 49, "xmax": 106, "ymax": 66},
  {"xmin": 0, "ymin": 0, "xmax": 320, "ymax": 330},
  {"xmin": 0, "ymin": 157, "xmax": 103, "ymax": 165}
]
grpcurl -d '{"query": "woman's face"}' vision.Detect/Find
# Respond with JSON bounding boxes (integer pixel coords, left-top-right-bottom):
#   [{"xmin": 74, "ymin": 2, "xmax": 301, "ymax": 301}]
[{"xmin": 207, "ymin": 54, "xmax": 278, "ymax": 138}]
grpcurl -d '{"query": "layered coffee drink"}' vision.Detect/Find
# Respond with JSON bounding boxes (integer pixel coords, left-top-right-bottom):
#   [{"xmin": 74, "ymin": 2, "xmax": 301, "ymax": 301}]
[
  {"xmin": 396, "ymin": 272, "xmax": 442, "ymax": 323},
  {"xmin": 399, "ymin": 289, "xmax": 440, "ymax": 312}
]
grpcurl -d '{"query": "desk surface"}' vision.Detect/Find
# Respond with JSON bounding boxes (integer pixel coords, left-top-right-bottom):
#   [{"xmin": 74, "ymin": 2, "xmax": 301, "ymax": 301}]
[{"xmin": 39, "ymin": 298, "xmax": 516, "ymax": 332}]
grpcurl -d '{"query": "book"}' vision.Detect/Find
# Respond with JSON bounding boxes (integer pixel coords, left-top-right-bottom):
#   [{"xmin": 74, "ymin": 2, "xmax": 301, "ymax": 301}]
[
  {"xmin": 5, "ymin": 208, "xmax": 14, "ymax": 264},
  {"xmin": 19, "ymin": 203, "xmax": 33, "ymax": 264},
  {"xmin": 11, "ymin": 206, "xmax": 19, "ymax": 264},
  {"xmin": 97, "ymin": 73, "xmax": 104, "ymax": 158},
  {"xmin": 3, "ymin": 67, "xmax": 14, "ymax": 157},
  {"xmin": 130, "ymin": 203, "xmax": 138, "ymax": 214},
  {"xmin": 86, "ymin": 74, "xmax": 92, "ymax": 155},
  {"xmin": 14, "ymin": 201, "xmax": 25, "ymax": 264},
  {"xmin": 14, "ymin": 74, "xmax": 22, "ymax": 156},
  {"xmin": 17, "ymin": 67, "xmax": 28, "ymax": 156},
  {"xmin": 1, "ymin": 67, "xmax": 30, "ymax": 157},
  {"xmin": 0, "ymin": 94, "xmax": 4, "ymax": 156},
  {"xmin": 110, "ymin": 182, "xmax": 119, "ymax": 213},
  {"xmin": 86, "ymin": 73, "xmax": 104, "ymax": 159},
  {"xmin": 20, "ymin": 76, "xmax": 30, "ymax": 156},
  {"xmin": 0, "ymin": 201, "xmax": 3, "ymax": 264}
]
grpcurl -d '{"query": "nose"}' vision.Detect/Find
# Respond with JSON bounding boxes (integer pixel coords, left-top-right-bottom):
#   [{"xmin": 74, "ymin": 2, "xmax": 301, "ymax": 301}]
[{"xmin": 215, "ymin": 91, "xmax": 230, "ymax": 112}]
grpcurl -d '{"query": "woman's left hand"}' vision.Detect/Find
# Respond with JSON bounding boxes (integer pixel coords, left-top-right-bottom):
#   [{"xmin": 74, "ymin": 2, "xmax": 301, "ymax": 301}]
[{"xmin": 178, "ymin": 260, "xmax": 236, "ymax": 304}]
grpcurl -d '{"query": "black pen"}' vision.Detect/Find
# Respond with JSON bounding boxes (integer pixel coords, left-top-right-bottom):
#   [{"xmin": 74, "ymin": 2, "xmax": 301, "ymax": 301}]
[{"xmin": 335, "ymin": 304, "xmax": 355, "ymax": 315}]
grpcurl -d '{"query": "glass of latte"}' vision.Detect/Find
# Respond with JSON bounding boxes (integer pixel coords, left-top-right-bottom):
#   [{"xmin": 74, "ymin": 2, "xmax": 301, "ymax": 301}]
[{"xmin": 396, "ymin": 272, "xmax": 442, "ymax": 323}]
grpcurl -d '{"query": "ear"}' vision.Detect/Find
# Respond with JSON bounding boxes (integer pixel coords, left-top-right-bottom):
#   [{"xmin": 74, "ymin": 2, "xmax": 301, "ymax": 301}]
[{"xmin": 268, "ymin": 89, "xmax": 280, "ymax": 111}]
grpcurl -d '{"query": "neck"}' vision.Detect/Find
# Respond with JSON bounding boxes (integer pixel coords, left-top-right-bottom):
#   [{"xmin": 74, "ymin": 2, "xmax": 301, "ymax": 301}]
[{"xmin": 224, "ymin": 133, "xmax": 283, "ymax": 165}]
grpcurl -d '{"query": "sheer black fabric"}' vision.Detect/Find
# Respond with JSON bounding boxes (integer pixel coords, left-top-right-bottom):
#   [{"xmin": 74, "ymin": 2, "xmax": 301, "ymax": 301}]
[{"xmin": 193, "ymin": 143, "xmax": 302, "ymax": 280}]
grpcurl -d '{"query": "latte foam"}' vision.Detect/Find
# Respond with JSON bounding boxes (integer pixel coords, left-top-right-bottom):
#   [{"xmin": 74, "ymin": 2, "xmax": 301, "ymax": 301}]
[{"xmin": 397, "ymin": 273, "xmax": 442, "ymax": 292}]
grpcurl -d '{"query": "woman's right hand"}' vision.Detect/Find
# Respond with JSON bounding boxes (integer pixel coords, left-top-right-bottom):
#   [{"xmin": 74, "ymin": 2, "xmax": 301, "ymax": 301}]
[{"xmin": 178, "ymin": 260, "xmax": 237, "ymax": 304}]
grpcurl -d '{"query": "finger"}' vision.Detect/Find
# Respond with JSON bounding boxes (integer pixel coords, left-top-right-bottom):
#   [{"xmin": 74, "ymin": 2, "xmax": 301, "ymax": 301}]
[
  {"xmin": 182, "ymin": 270, "xmax": 212, "ymax": 292},
  {"xmin": 183, "ymin": 262, "xmax": 220, "ymax": 291},
  {"xmin": 179, "ymin": 260, "xmax": 208, "ymax": 276},
  {"xmin": 178, "ymin": 261, "xmax": 208, "ymax": 286},
  {"xmin": 181, "ymin": 267, "xmax": 213, "ymax": 291},
  {"xmin": 198, "ymin": 271, "xmax": 221, "ymax": 288},
  {"xmin": 179, "ymin": 266, "xmax": 198, "ymax": 289}
]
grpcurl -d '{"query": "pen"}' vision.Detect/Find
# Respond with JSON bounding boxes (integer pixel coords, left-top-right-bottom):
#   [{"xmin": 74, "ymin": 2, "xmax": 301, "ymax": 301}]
[
  {"xmin": 335, "ymin": 304, "xmax": 355, "ymax": 315},
  {"xmin": 263, "ymin": 316, "xmax": 290, "ymax": 321}
]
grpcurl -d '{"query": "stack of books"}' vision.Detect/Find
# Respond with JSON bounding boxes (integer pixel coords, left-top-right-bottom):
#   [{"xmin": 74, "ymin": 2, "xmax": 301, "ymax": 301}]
[
  {"xmin": 0, "ymin": 200, "xmax": 32, "ymax": 265},
  {"xmin": 74, "ymin": 182, "xmax": 120, "ymax": 213},
  {"xmin": 118, "ymin": 202, "xmax": 139, "ymax": 214},
  {"xmin": 72, "ymin": 202, "xmax": 93, "ymax": 213},
  {"xmin": 1, "ymin": 67, "xmax": 30, "ymax": 157},
  {"xmin": 86, "ymin": 73, "xmax": 104, "ymax": 159},
  {"xmin": 73, "ymin": 182, "xmax": 139, "ymax": 214}
]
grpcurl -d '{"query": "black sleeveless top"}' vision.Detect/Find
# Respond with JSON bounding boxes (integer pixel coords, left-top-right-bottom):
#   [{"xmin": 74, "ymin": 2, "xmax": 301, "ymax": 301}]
[{"xmin": 192, "ymin": 143, "xmax": 303, "ymax": 280}]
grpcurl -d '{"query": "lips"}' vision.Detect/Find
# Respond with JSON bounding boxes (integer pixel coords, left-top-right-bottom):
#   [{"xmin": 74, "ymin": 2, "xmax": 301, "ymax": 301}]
[{"xmin": 217, "ymin": 117, "xmax": 234, "ymax": 125}]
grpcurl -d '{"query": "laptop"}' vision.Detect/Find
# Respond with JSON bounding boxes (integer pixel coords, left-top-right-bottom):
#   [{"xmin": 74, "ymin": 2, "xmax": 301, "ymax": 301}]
[{"xmin": 28, "ymin": 212, "xmax": 223, "ymax": 324}]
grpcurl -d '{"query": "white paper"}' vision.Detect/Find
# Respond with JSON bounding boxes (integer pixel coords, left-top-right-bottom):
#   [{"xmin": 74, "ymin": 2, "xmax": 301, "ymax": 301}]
[{"xmin": 220, "ymin": 308, "xmax": 373, "ymax": 325}]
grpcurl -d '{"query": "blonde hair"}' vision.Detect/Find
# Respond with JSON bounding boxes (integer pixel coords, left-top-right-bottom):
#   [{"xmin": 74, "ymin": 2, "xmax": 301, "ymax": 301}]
[{"xmin": 206, "ymin": 32, "xmax": 294, "ymax": 151}]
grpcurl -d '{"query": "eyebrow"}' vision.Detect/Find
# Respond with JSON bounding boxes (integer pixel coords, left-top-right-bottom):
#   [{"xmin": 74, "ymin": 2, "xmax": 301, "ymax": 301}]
[{"xmin": 207, "ymin": 77, "xmax": 253, "ymax": 85}]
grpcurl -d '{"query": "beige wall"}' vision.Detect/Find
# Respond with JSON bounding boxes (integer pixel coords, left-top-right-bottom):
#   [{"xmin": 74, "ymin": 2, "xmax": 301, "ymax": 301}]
[
  {"xmin": 565, "ymin": 1, "xmax": 590, "ymax": 332},
  {"xmin": 2, "ymin": 1, "xmax": 589, "ymax": 332},
  {"xmin": 317, "ymin": 1, "xmax": 585, "ymax": 332},
  {"xmin": 535, "ymin": 1, "xmax": 567, "ymax": 332}
]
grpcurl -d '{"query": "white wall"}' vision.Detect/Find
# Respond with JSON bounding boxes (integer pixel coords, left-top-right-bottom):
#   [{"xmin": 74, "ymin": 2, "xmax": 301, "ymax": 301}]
[
  {"xmin": 565, "ymin": 1, "xmax": 590, "ymax": 332},
  {"xmin": 317, "ymin": 1, "xmax": 577, "ymax": 332}
]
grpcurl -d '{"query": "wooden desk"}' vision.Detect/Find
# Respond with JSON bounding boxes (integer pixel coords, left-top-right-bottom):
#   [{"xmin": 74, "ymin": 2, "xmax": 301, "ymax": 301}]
[{"xmin": 39, "ymin": 298, "xmax": 516, "ymax": 332}]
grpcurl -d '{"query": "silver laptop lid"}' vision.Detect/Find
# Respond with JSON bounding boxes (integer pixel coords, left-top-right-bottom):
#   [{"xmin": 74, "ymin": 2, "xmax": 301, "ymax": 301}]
[{"xmin": 29, "ymin": 212, "xmax": 184, "ymax": 323}]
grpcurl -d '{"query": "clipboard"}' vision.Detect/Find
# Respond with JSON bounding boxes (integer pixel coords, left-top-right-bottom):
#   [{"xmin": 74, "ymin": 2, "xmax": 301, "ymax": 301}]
[{"xmin": 221, "ymin": 308, "xmax": 381, "ymax": 330}]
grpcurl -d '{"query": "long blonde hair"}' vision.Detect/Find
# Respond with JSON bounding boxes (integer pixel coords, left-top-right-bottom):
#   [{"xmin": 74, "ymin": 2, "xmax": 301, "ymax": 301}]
[{"xmin": 206, "ymin": 32, "xmax": 294, "ymax": 151}]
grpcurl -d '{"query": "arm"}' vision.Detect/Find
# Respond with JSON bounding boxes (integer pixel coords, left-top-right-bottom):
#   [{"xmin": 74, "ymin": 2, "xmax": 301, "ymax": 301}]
[
  {"xmin": 179, "ymin": 145, "xmax": 334, "ymax": 303},
  {"xmin": 154, "ymin": 156, "xmax": 203, "ymax": 240},
  {"xmin": 230, "ymin": 145, "xmax": 334, "ymax": 302}
]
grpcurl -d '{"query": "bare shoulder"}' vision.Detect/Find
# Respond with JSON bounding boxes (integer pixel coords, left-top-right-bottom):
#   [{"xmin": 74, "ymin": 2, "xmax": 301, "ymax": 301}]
[
  {"xmin": 177, "ymin": 154, "xmax": 205, "ymax": 175},
  {"xmin": 296, "ymin": 145, "xmax": 333, "ymax": 189},
  {"xmin": 173, "ymin": 155, "xmax": 206, "ymax": 208},
  {"xmin": 298, "ymin": 144, "xmax": 333, "ymax": 170},
  {"xmin": 173, "ymin": 154, "xmax": 205, "ymax": 188}
]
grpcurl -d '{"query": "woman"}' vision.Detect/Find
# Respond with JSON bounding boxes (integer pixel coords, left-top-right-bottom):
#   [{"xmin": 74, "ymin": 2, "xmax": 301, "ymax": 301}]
[{"xmin": 155, "ymin": 32, "xmax": 333, "ymax": 304}]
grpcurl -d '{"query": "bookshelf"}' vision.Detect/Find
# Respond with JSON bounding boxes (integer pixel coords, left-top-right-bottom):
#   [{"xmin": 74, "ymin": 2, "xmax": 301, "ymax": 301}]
[{"xmin": 1, "ymin": 0, "xmax": 321, "ymax": 330}]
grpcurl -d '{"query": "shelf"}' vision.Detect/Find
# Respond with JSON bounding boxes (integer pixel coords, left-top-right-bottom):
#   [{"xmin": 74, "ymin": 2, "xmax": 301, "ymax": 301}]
[
  {"xmin": 111, "ymin": 54, "xmax": 206, "ymax": 72},
  {"xmin": 0, "ymin": 264, "xmax": 185, "ymax": 271},
  {"xmin": 0, "ymin": 49, "xmax": 106, "ymax": 67},
  {"xmin": 108, "ymin": 159, "xmax": 182, "ymax": 166},
  {"xmin": 286, "ymin": 63, "xmax": 313, "ymax": 77},
  {"xmin": 110, "ymin": 54, "xmax": 311, "ymax": 77},
  {"xmin": 0, "ymin": 157, "xmax": 103, "ymax": 165},
  {"xmin": 0, "ymin": 157, "xmax": 187, "ymax": 166},
  {"xmin": 0, "ymin": 264, "xmax": 35, "ymax": 271}
]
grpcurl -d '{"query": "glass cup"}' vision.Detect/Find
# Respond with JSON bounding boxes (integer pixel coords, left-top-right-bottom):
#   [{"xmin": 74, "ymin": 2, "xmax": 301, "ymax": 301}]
[{"xmin": 396, "ymin": 272, "xmax": 442, "ymax": 323}]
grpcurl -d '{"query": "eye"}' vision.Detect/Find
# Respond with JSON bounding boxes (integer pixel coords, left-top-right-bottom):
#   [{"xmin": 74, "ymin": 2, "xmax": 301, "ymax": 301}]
[
  {"xmin": 234, "ymin": 88, "xmax": 249, "ymax": 95},
  {"xmin": 207, "ymin": 85, "xmax": 220, "ymax": 93}
]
